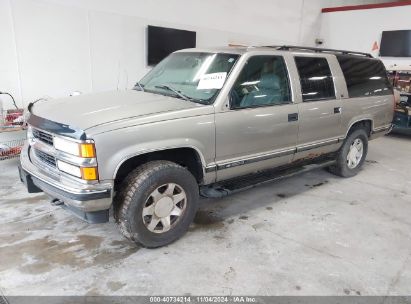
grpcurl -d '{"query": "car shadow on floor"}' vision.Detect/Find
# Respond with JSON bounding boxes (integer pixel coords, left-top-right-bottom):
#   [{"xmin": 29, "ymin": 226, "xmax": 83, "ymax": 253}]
[
  {"xmin": 191, "ymin": 167, "xmax": 340, "ymax": 231},
  {"xmin": 387, "ymin": 131, "xmax": 411, "ymax": 139}
]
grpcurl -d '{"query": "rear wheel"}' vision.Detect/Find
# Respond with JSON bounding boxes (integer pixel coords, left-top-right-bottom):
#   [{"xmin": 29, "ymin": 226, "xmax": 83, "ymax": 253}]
[
  {"xmin": 115, "ymin": 161, "xmax": 199, "ymax": 248},
  {"xmin": 329, "ymin": 128, "xmax": 368, "ymax": 177}
]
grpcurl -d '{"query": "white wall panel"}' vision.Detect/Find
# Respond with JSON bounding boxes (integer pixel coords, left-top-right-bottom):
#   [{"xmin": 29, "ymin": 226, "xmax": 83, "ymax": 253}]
[
  {"xmin": 11, "ymin": 0, "xmax": 92, "ymax": 104},
  {"xmin": 320, "ymin": 5, "xmax": 411, "ymax": 70},
  {"xmin": 0, "ymin": 0, "xmax": 22, "ymax": 107},
  {"xmin": 1, "ymin": 0, "xmax": 382, "ymax": 107},
  {"xmin": 44, "ymin": 0, "xmax": 305, "ymax": 43},
  {"xmin": 88, "ymin": 11, "xmax": 128, "ymax": 92}
]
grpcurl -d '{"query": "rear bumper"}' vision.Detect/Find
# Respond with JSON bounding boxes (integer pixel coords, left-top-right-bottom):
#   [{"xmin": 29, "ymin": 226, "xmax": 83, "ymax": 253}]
[
  {"xmin": 393, "ymin": 110, "xmax": 411, "ymax": 130},
  {"xmin": 391, "ymin": 126, "xmax": 411, "ymax": 134},
  {"xmin": 19, "ymin": 144, "xmax": 113, "ymax": 222}
]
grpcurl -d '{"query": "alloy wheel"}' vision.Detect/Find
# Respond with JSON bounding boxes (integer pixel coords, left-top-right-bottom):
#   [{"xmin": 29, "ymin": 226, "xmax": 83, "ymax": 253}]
[
  {"xmin": 142, "ymin": 183, "xmax": 187, "ymax": 233},
  {"xmin": 346, "ymin": 138, "xmax": 364, "ymax": 169}
]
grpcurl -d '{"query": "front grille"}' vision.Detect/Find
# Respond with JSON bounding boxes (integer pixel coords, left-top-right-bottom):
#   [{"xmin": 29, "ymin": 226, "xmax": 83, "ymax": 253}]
[
  {"xmin": 32, "ymin": 128, "xmax": 53, "ymax": 146},
  {"xmin": 34, "ymin": 149, "xmax": 56, "ymax": 168}
]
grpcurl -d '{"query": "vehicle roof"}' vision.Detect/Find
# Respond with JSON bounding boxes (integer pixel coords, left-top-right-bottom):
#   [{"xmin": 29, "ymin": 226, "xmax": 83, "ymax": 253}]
[
  {"xmin": 177, "ymin": 46, "xmax": 249, "ymax": 55},
  {"xmin": 177, "ymin": 45, "xmax": 374, "ymax": 59}
]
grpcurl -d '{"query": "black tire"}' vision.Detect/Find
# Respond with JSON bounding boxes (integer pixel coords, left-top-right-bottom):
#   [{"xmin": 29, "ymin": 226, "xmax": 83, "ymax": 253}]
[
  {"xmin": 328, "ymin": 128, "xmax": 368, "ymax": 178},
  {"xmin": 115, "ymin": 160, "xmax": 199, "ymax": 248}
]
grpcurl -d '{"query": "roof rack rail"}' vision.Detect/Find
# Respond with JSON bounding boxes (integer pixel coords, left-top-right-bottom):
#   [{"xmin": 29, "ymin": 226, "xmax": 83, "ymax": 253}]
[{"xmin": 262, "ymin": 45, "xmax": 373, "ymax": 58}]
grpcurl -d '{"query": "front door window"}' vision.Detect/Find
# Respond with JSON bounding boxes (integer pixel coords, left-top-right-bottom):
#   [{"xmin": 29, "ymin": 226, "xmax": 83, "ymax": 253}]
[{"xmin": 230, "ymin": 56, "xmax": 291, "ymax": 109}]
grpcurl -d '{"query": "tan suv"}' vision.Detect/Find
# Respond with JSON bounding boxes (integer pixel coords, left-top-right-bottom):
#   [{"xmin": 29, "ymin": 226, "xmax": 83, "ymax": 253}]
[{"xmin": 19, "ymin": 45, "xmax": 394, "ymax": 247}]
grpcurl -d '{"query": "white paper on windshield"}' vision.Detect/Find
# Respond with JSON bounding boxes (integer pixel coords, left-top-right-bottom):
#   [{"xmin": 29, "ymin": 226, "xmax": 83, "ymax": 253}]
[{"xmin": 197, "ymin": 72, "xmax": 227, "ymax": 90}]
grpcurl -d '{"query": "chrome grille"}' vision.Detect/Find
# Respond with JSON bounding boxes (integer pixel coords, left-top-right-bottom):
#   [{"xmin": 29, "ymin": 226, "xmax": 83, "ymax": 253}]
[
  {"xmin": 32, "ymin": 128, "xmax": 53, "ymax": 146},
  {"xmin": 34, "ymin": 149, "xmax": 57, "ymax": 168}
]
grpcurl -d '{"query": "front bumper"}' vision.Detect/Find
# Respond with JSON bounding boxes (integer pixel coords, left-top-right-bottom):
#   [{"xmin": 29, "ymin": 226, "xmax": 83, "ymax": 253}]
[{"xmin": 19, "ymin": 143, "xmax": 113, "ymax": 222}]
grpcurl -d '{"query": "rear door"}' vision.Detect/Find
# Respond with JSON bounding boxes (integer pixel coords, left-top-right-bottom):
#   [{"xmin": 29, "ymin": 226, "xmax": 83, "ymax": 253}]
[{"xmin": 292, "ymin": 55, "xmax": 344, "ymax": 160}]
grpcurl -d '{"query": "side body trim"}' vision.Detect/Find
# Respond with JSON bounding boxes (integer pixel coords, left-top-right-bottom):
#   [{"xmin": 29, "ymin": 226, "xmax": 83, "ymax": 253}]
[
  {"xmin": 372, "ymin": 124, "xmax": 392, "ymax": 134},
  {"xmin": 296, "ymin": 138, "xmax": 341, "ymax": 152},
  {"xmin": 206, "ymin": 138, "xmax": 342, "ymax": 172}
]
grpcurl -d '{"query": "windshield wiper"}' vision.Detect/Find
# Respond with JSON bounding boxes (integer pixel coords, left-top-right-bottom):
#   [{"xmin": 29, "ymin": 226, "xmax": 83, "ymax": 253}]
[
  {"xmin": 155, "ymin": 85, "xmax": 192, "ymax": 102},
  {"xmin": 134, "ymin": 82, "xmax": 145, "ymax": 92}
]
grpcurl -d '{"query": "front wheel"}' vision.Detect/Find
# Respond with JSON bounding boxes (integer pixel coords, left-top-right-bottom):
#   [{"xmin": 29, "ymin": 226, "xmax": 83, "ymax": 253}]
[
  {"xmin": 115, "ymin": 161, "xmax": 199, "ymax": 248},
  {"xmin": 329, "ymin": 128, "xmax": 368, "ymax": 178}
]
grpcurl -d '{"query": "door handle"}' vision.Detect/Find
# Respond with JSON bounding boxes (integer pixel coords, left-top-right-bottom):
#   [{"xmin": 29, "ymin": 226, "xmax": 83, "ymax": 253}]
[
  {"xmin": 334, "ymin": 107, "xmax": 342, "ymax": 114},
  {"xmin": 288, "ymin": 113, "xmax": 298, "ymax": 122}
]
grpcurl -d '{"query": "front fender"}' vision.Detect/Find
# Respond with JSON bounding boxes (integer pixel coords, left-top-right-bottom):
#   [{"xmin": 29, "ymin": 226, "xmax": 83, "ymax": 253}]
[{"xmin": 92, "ymin": 115, "xmax": 215, "ymax": 182}]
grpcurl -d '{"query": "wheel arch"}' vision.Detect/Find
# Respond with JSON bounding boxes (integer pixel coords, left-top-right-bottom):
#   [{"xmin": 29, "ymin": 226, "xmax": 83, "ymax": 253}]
[
  {"xmin": 345, "ymin": 118, "xmax": 373, "ymax": 138},
  {"xmin": 113, "ymin": 146, "xmax": 206, "ymax": 189}
]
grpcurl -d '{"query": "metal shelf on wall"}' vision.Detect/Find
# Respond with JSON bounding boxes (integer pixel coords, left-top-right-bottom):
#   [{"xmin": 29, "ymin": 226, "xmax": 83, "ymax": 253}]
[
  {"xmin": 0, "ymin": 109, "xmax": 26, "ymax": 161},
  {"xmin": 0, "ymin": 138, "xmax": 25, "ymax": 160}
]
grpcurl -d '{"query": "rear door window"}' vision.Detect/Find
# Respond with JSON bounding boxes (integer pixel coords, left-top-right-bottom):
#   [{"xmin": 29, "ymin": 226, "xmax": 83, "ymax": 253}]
[
  {"xmin": 336, "ymin": 55, "xmax": 393, "ymax": 98},
  {"xmin": 295, "ymin": 57, "xmax": 336, "ymax": 102}
]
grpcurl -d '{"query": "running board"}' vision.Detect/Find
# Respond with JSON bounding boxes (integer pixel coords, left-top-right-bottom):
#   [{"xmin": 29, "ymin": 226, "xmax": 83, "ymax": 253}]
[{"xmin": 200, "ymin": 159, "xmax": 336, "ymax": 198}]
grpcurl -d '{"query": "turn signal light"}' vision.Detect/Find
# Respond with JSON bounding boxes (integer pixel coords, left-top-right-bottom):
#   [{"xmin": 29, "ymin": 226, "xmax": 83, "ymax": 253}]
[
  {"xmin": 80, "ymin": 143, "xmax": 96, "ymax": 158},
  {"xmin": 81, "ymin": 167, "xmax": 98, "ymax": 180}
]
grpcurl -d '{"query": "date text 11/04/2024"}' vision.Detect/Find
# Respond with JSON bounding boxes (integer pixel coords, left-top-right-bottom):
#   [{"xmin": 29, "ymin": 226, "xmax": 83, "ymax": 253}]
[{"xmin": 149, "ymin": 296, "xmax": 257, "ymax": 303}]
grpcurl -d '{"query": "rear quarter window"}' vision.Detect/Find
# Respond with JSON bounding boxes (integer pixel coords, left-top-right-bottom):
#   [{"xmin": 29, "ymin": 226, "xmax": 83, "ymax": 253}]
[{"xmin": 336, "ymin": 55, "xmax": 393, "ymax": 98}]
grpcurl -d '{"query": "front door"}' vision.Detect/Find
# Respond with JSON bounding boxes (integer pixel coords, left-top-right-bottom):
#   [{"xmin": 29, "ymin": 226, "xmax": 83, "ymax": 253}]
[{"xmin": 214, "ymin": 55, "xmax": 299, "ymax": 181}]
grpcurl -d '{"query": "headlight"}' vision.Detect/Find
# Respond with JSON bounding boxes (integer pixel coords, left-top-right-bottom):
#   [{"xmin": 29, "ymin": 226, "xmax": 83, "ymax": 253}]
[
  {"xmin": 57, "ymin": 160, "xmax": 82, "ymax": 177},
  {"xmin": 57, "ymin": 160, "xmax": 98, "ymax": 180},
  {"xmin": 54, "ymin": 137, "xmax": 98, "ymax": 180},
  {"xmin": 53, "ymin": 136, "xmax": 98, "ymax": 180},
  {"xmin": 54, "ymin": 137, "xmax": 96, "ymax": 158}
]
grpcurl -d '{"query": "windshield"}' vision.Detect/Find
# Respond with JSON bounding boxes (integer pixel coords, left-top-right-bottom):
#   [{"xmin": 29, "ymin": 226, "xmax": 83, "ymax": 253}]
[{"xmin": 137, "ymin": 52, "xmax": 239, "ymax": 104}]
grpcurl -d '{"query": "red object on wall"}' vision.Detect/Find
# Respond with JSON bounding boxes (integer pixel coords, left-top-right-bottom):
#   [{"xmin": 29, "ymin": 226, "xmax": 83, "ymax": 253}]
[{"xmin": 322, "ymin": 0, "xmax": 411, "ymax": 13}]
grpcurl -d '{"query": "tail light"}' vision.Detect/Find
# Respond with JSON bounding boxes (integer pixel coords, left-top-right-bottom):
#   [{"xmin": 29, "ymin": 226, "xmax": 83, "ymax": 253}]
[{"xmin": 393, "ymin": 89, "xmax": 400, "ymax": 110}]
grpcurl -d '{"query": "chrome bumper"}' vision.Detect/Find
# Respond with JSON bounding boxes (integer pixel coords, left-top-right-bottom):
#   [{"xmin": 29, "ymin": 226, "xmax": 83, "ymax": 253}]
[{"xmin": 20, "ymin": 143, "xmax": 113, "ymax": 213}]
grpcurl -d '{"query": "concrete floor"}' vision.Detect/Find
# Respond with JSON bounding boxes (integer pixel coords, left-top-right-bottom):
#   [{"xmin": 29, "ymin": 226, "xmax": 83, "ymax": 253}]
[{"xmin": 0, "ymin": 134, "xmax": 410, "ymax": 296}]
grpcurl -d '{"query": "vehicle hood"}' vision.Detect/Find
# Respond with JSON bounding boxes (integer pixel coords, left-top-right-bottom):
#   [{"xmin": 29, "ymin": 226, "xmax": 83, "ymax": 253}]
[{"xmin": 30, "ymin": 90, "xmax": 202, "ymax": 131}]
